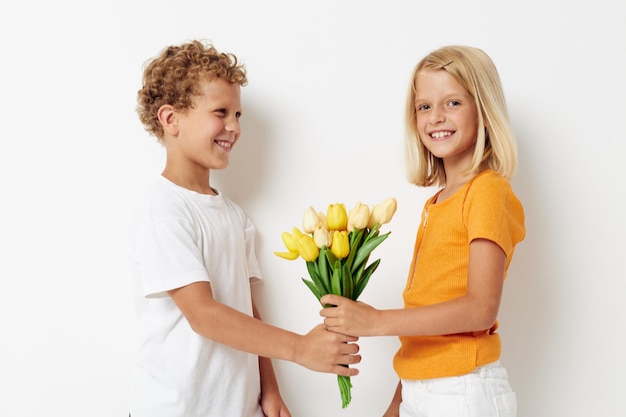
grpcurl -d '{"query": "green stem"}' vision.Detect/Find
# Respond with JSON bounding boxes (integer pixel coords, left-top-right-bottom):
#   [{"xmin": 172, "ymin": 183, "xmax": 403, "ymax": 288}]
[{"xmin": 337, "ymin": 374, "xmax": 352, "ymax": 408}]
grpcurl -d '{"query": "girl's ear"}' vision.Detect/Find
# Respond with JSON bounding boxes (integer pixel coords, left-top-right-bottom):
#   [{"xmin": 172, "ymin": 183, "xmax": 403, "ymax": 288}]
[{"xmin": 157, "ymin": 105, "xmax": 179, "ymax": 136}]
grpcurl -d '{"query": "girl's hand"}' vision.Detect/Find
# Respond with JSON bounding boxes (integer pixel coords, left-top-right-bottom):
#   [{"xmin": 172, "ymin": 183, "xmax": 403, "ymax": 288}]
[
  {"xmin": 319, "ymin": 294, "xmax": 380, "ymax": 336},
  {"xmin": 382, "ymin": 408, "xmax": 400, "ymax": 417}
]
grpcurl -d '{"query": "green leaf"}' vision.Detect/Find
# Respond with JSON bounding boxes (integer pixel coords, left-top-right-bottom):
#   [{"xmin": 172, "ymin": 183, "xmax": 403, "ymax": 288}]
[
  {"xmin": 352, "ymin": 260, "xmax": 365, "ymax": 286},
  {"xmin": 306, "ymin": 260, "xmax": 320, "ymax": 282},
  {"xmin": 345, "ymin": 229, "xmax": 365, "ymax": 271},
  {"xmin": 352, "ymin": 258, "xmax": 381, "ymax": 299},
  {"xmin": 306, "ymin": 260, "xmax": 328, "ymax": 296},
  {"xmin": 342, "ymin": 262, "xmax": 353, "ymax": 299},
  {"xmin": 301, "ymin": 278, "xmax": 322, "ymax": 301},
  {"xmin": 324, "ymin": 247, "xmax": 338, "ymax": 267},
  {"xmin": 351, "ymin": 232, "xmax": 390, "ymax": 275},
  {"xmin": 330, "ymin": 260, "xmax": 342, "ymax": 295},
  {"xmin": 317, "ymin": 247, "xmax": 331, "ymax": 294}
]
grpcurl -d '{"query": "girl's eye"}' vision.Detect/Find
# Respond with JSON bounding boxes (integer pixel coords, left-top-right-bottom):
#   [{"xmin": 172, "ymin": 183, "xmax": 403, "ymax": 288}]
[
  {"xmin": 416, "ymin": 103, "xmax": 430, "ymax": 111},
  {"xmin": 448, "ymin": 100, "xmax": 461, "ymax": 107}
]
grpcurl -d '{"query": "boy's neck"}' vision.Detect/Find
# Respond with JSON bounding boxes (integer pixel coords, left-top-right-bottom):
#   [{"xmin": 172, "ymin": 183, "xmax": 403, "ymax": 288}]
[{"xmin": 162, "ymin": 169, "xmax": 217, "ymax": 195}]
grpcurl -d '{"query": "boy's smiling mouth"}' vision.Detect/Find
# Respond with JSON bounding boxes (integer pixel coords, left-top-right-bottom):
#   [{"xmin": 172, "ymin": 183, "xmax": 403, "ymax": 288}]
[{"xmin": 215, "ymin": 139, "xmax": 234, "ymax": 150}]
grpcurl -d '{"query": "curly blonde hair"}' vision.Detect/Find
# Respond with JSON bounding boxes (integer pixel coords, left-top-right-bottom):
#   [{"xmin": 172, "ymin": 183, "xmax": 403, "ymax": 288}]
[
  {"xmin": 137, "ymin": 40, "xmax": 248, "ymax": 141},
  {"xmin": 404, "ymin": 45, "xmax": 518, "ymax": 187}
]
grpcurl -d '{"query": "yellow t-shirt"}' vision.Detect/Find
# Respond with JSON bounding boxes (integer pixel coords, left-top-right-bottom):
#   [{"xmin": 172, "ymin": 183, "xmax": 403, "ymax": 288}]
[{"xmin": 393, "ymin": 170, "xmax": 525, "ymax": 379}]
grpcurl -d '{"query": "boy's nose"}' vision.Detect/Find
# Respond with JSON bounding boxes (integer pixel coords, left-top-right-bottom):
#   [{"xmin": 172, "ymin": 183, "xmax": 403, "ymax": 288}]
[{"xmin": 225, "ymin": 118, "xmax": 241, "ymax": 134}]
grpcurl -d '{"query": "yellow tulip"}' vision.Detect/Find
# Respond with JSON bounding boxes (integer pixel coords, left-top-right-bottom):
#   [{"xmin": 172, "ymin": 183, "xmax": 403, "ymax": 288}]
[
  {"xmin": 347, "ymin": 201, "xmax": 370, "ymax": 232},
  {"xmin": 368, "ymin": 197, "xmax": 398, "ymax": 229},
  {"xmin": 274, "ymin": 250, "xmax": 299, "ymax": 260},
  {"xmin": 313, "ymin": 223, "xmax": 332, "ymax": 248},
  {"xmin": 326, "ymin": 203, "xmax": 348, "ymax": 231},
  {"xmin": 274, "ymin": 231, "xmax": 299, "ymax": 260},
  {"xmin": 302, "ymin": 206, "xmax": 321, "ymax": 234},
  {"xmin": 281, "ymin": 231, "xmax": 298, "ymax": 253},
  {"xmin": 295, "ymin": 233, "xmax": 320, "ymax": 261},
  {"xmin": 317, "ymin": 211, "xmax": 327, "ymax": 228},
  {"xmin": 330, "ymin": 230, "xmax": 350, "ymax": 259}
]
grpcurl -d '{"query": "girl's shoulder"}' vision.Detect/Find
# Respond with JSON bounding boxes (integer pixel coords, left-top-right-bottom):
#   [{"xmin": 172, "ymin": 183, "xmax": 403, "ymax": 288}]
[
  {"xmin": 467, "ymin": 170, "xmax": 513, "ymax": 195},
  {"xmin": 471, "ymin": 169, "xmax": 508, "ymax": 186},
  {"xmin": 464, "ymin": 170, "xmax": 524, "ymax": 212}
]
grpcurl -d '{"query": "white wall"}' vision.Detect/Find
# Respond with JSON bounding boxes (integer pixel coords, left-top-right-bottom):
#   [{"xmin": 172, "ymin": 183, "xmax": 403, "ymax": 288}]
[{"xmin": 1, "ymin": 1, "xmax": 624, "ymax": 416}]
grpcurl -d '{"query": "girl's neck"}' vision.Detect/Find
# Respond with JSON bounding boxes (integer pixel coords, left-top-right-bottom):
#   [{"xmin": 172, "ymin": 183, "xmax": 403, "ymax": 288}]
[{"xmin": 437, "ymin": 171, "xmax": 475, "ymax": 203}]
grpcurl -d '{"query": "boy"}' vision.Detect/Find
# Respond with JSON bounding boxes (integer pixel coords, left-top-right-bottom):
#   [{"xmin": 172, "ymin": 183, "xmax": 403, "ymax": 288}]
[{"xmin": 128, "ymin": 40, "xmax": 360, "ymax": 417}]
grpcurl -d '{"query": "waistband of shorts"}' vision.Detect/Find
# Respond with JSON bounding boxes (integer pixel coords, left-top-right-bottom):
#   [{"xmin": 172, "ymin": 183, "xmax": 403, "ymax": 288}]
[{"xmin": 400, "ymin": 360, "xmax": 506, "ymax": 384}]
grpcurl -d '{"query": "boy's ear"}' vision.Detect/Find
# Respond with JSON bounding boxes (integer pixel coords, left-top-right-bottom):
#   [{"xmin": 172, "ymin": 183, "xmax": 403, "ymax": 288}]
[{"xmin": 157, "ymin": 105, "xmax": 179, "ymax": 136}]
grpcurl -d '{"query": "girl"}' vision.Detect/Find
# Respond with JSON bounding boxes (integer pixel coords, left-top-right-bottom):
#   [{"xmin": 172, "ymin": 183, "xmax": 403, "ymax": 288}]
[{"xmin": 320, "ymin": 45, "xmax": 525, "ymax": 417}]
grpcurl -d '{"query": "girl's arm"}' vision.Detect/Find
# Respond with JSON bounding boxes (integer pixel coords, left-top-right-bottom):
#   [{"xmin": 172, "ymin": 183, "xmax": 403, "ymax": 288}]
[
  {"xmin": 382, "ymin": 381, "xmax": 402, "ymax": 417},
  {"xmin": 168, "ymin": 281, "xmax": 361, "ymax": 375},
  {"xmin": 320, "ymin": 238, "xmax": 506, "ymax": 337}
]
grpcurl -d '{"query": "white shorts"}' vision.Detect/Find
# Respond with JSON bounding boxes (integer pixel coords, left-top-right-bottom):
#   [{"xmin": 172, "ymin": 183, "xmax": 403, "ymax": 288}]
[{"xmin": 399, "ymin": 361, "xmax": 516, "ymax": 417}]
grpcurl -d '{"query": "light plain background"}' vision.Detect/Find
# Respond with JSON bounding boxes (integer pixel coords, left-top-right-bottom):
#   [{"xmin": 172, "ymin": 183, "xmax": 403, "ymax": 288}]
[{"xmin": 1, "ymin": 1, "xmax": 624, "ymax": 416}]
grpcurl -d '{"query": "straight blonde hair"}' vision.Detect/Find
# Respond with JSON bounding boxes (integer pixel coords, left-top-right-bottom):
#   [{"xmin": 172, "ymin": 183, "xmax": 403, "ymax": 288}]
[{"xmin": 404, "ymin": 46, "xmax": 518, "ymax": 187}]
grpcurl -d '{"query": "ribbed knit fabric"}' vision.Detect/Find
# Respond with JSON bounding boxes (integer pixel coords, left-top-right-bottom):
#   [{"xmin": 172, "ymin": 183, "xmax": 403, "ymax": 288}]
[{"xmin": 393, "ymin": 170, "xmax": 525, "ymax": 380}]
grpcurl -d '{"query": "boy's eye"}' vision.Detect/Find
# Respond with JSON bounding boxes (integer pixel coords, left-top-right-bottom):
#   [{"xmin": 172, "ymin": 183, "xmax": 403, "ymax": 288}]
[{"xmin": 235, "ymin": 111, "xmax": 242, "ymax": 119}]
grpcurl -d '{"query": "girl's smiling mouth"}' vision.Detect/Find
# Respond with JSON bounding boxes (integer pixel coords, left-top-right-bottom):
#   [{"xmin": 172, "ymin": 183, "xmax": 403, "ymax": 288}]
[{"xmin": 430, "ymin": 130, "xmax": 454, "ymax": 140}]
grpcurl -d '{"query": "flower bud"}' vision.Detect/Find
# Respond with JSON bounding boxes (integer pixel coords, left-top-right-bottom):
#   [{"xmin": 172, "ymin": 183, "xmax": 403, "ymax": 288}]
[
  {"xmin": 326, "ymin": 203, "xmax": 348, "ymax": 231},
  {"xmin": 274, "ymin": 230, "xmax": 300, "ymax": 260},
  {"xmin": 313, "ymin": 224, "xmax": 332, "ymax": 248},
  {"xmin": 330, "ymin": 230, "xmax": 350, "ymax": 259},
  {"xmin": 291, "ymin": 227, "xmax": 304, "ymax": 239},
  {"xmin": 274, "ymin": 250, "xmax": 299, "ymax": 260},
  {"xmin": 368, "ymin": 197, "xmax": 398, "ymax": 229},
  {"xmin": 317, "ymin": 211, "xmax": 327, "ymax": 228},
  {"xmin": 295, "ymin": 233, "xmax": 320, "ymax": 261},
  {"xmin": 347, "ymin": 201, "xmax": 370, "ymax": 232},
  {"xmin": 302, "ymin": 206, "xmax": 321, "ymax": 234},
  {"xmin": 281, "ymin": 231, "xmax": 298, "ymax": 253}
]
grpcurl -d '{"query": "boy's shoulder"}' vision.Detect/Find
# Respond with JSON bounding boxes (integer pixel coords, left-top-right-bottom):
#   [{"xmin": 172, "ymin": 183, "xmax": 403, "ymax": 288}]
[{"xmin": 134, "ymin": 176, "xmax": 193, "ymax": 221}]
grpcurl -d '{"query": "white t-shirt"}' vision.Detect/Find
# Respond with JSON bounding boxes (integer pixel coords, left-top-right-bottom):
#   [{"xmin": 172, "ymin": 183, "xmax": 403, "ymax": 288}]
[{"xmin": 127, "ymin": 176, "xmax": 264, "ymax": 417}]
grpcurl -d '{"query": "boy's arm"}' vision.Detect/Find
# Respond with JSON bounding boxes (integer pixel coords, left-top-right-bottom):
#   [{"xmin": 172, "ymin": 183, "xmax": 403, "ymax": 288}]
[
  {"xmin": 167, "ymin": 281, "xmax": 360, "ymax": 376},
  {"xmin": 253, "ymin": 298, "xmax": 292, "ymax": 417}
]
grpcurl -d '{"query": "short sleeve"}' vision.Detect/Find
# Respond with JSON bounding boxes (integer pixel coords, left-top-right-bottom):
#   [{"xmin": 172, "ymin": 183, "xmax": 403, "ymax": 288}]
[
  {"xmin": 464, "ymin": 173, "xmax": 525, "ymax": 257},
  {"xmin": 137, "ymin": 217, "xmax": 209, "ymax": 298}
]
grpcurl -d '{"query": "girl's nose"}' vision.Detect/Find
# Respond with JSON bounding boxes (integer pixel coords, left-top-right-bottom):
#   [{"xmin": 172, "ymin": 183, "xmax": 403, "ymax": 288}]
[{"xmin": 429, "ymin": 106, "xmax": 445, "ymax": 124}]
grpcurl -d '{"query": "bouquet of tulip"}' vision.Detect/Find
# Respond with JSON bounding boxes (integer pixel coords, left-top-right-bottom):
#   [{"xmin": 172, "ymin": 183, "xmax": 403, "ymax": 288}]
[{"xmin": 274, "ymin": 197, "xmax": 397, "ymax": 408}]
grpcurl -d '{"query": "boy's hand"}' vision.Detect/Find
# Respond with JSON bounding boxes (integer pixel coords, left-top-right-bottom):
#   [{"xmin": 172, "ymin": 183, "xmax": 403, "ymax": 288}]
[
  {"xmin": 260, "ymin": 391, "xmax": 292, "ymax": 417},
  {"xmin": 296, "ymin": 324, "xmax": 360, "ymax": 376},
  {"xmin": 319, "ymin": 294, "xmax": 380, "ymax": 337}
]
